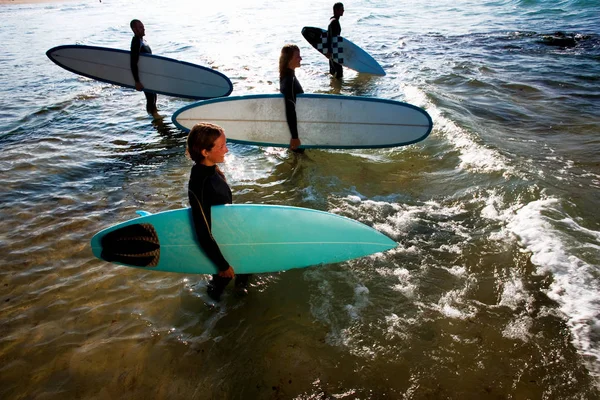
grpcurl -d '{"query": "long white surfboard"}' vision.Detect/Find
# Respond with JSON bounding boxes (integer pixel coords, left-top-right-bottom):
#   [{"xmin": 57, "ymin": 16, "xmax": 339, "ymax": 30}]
[
  {"xmin": 91, "ymin": 205, "xmax": 397, "ymax": 274},
  {"xmin": 172, "ymin": 94, "xmax": 432, "ymax": 149},
  {"xmin": 46, "ymin": 45, "xmax": 233, "ymax": 100}
]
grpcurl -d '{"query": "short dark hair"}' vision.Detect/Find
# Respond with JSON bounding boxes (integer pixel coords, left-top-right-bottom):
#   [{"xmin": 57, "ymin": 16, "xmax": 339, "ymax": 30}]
[
  {"xmin": 130, "ymin": 19, "xmax": 141, "ymax": 30},
  {"xmin": 333, "ymin": 2, "xmax": 344, "ymax": 12}
]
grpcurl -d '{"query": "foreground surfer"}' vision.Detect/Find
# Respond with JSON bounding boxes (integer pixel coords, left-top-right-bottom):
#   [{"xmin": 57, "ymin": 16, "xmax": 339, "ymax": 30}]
[
  {"xmin": 130, "ymin": 19, "xmax": 160, "ymax": 119},
  {"xmin": 327, "ymin": 2, "xmax": 345, "ymax": 79},
  {"xmin": 187, "ymin": 123, "xmax": 250, "ymax": 301},
  {"xmin": 279, "ymin": 44, "xmax": 305, "ymax": 153}
]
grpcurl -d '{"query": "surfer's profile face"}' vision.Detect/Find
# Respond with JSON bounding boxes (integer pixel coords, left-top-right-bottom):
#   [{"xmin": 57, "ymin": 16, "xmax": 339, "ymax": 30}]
[
  {"xmin": 288, "ymin": 50, "xmax": 302, "ymax": 70},
  {"xmin": 202, "ymin": 133, "xmax": 228, "ymax": 165},
  {"xmin": 133, "ymin": 21, "xmax": 145, "ymax": 37}
]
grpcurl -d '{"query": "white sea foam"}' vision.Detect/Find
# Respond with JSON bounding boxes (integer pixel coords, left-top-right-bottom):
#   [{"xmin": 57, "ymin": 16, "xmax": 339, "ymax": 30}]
[
  {"xmin": 340, "ymin": 194, "xmax": 469, "ymax": 242},
  {"xmin": 385, "ymin": 313, "xmax": 410, "ymax": 341},
  {"xmin": 345, "ymin": 284, "xmax": 370, "ymax": 320},
  {"xmin": 506, "ymin": 197, "xmax": 600, "ymax": 377},
  {"xmin": 340, "ymin": 194, "xmax": 476, "ymax": 318},
  {"xmin": 498, "ymin": 277, "xmax": 530, "ymax": 311},
  {"xmin": 335, "ymin": 188, "xmax": 600, "ymax": 380},
  {"xmin": 402, "ymin": 84, "xmax": 515, "ymax": 177},
  {"xmin": 343, "ymin": 190, "xmax": 600, "ymax": 375},
  {"xmin": 446, "ymin": 265, "xmax": 467, "ymax": 278},
  {"xmin": 436, "ymin": 289, "xmax": 477, "ymax": 320},
  {"xmin": 391, "ymin": 268, "xmax": 417, "ymax": 298},
  {"xmin": 502, "ymin": 315, "xmax": 533, "ymax": 341},
  {"xmin": 224, "ymin": 152, "xmax": 275, "ymax": 184}
]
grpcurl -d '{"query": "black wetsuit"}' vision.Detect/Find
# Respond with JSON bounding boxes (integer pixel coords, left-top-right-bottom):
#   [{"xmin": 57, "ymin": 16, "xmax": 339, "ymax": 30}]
[
  {"xmin": 188, "ymin": 164, "xmax": 249, "ymax": 299},
  {"xmin": 280, "ymin": 68, "xmax": 304, "ymax": 149},
  {"xmin": 327, "ymin": 16, "xmax": 343, "ymax": 78},
  {"xmin": 130, "ymin": 35, "xmax": 158, "ymax": 115}
]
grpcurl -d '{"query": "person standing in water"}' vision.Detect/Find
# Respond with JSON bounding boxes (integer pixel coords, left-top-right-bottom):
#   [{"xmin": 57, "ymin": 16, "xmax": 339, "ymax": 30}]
[
  {"xmin": 130, "ymin": 19, "xmax": 159, "ymax": 118},
  {"xmin": 279, "ymin": 44, "xmax": 304, "ymax": 153},
  {"xmin": 187, "ymin": 122, "xmax": 251, "ymax": 301},
  {"xmin": 327, "ymin": 2, "xmax": 345, "ymax": 79}
]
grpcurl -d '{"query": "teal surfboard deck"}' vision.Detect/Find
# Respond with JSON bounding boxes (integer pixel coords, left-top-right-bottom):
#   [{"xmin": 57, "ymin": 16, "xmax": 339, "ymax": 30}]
[{"xmin": 90, "ymin": 205, "xmax": 397, "ymax": 274}]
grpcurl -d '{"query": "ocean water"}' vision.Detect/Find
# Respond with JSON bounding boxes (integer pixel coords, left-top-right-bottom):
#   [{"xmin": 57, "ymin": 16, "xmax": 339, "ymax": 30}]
[{"xmin": 1, "ymin": 0, "xmax": 599, "ymax": 398}]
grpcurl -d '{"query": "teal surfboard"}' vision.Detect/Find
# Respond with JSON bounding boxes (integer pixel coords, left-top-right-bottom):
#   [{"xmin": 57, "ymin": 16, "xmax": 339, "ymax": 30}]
[{"xmin": 90, "ymin": 205, "xmax": 397, "ymax": 274}]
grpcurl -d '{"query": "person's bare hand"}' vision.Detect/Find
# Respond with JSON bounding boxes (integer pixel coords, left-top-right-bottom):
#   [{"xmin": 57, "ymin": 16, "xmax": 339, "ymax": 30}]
[
  {"xmin": 218, "ymin": 266, "xmax": 235, "ymax": 279},
  {"xmin": 290, "ymin": 138, "xmax": 301, "ymax": 150}
]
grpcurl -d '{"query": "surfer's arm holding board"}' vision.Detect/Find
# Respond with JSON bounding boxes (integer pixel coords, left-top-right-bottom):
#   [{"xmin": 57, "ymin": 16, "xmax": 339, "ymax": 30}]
[
  {"xmin": 130, "ymin": 36, "xmax": 144, "ymax": 91},
  {"xmin": 326, "ymin": 18, "xmax": 339, "ymax": 58},
  {"xmin": 188, "ymin": 166, "xmax": 233, "ymax": 277},
  {"xmin": 129, "ymin": 19, "xmax": 152, "ymax": 91},
  {"xmin": 279, "ymin": 45, "xmax": 304, "ymax": 151},
  {"xmin": 281, "ymin": 72, "xmax": 302, "ymax": 149}
]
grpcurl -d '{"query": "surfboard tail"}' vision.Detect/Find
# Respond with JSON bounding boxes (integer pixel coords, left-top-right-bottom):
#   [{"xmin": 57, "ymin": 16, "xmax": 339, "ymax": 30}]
[{"xmin": 100, "ymin": 223, "xmax": 161, "ymax": 267}]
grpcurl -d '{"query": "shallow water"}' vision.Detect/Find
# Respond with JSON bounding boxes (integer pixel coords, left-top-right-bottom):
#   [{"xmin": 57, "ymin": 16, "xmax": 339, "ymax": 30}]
[{"xmin": 1, "ymin": 0, "xmax": 600, "ymax": 398}]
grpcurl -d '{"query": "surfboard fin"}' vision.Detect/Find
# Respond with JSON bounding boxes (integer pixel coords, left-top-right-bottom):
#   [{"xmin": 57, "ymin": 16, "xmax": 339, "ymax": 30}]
[{"xmin": 100, "ymin": 223, "xmax": 160, "ymax": 267}]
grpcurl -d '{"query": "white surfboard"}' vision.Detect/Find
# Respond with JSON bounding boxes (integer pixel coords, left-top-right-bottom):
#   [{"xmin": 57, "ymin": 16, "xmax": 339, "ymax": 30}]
[
  {"xmin": 172, "ymin": 94, "xmax": 433, "ymax": 149},
  {"xmin": 46, "ymin": 45, "xmax": 233, "ymax": 100}
]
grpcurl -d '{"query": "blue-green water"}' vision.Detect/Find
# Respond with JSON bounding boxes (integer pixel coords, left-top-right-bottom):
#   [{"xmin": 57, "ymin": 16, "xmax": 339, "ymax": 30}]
[{"xmin": 1, "ymin": 0, "xmax": 599, "ymax": 398}]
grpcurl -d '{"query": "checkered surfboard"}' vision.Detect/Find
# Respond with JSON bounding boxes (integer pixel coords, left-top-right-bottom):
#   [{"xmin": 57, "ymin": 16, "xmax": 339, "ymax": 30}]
[
  {"xmin": 301, "ymin": 26, "xmax": 385, "ymax": 75},
  {"xmin": 302, "ymin": 27, "xmax": 345, "ymax": 65},
  {"xmin": 315, "ymin": 32, "xmax": 345, "ymax": 64}
]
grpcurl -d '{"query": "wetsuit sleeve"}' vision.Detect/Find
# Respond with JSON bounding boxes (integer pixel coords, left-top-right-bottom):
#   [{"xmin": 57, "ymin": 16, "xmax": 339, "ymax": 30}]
[
  {"xmin": 189, "ymin": 186, "xmax": 230, "ymax": 272},
  {"xmin": 281, "ymin": 75, "xmax": 299, "ymax": 139},
  {"xmin": 130, "ymin": 37, "xmax": 141, "ymax": 83}
]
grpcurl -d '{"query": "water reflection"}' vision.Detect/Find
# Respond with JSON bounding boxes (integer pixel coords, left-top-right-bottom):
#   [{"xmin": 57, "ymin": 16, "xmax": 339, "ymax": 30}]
[
  {"xmin": 315, "ymin": 72, "xmax": 380, "ymax": 96},
  {"xmin": 151, "ymin": 115, "xmax": 179, "ymax": 137}
]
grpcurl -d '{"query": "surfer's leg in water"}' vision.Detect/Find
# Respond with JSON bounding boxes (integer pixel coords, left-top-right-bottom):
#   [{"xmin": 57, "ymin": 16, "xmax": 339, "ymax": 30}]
[
  {"xmin": 329, "ymin": 59, "xmax": 343, "ymax": 78},
  {"xmin": 234, "ymin": 274, "xmax": 251, "ymax": 297},
  {"xmin": 144, "ymin": 91, "xmax": 160, "ymax": 119},
  {"xmin": 207, "ymin": 274, "xmax": 231, "ymax": 301}
]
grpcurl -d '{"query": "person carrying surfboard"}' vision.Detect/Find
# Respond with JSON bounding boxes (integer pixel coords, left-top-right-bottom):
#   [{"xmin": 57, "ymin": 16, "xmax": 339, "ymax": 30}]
[
  {"xmin": 130, "ymin": 19, "xmax": 160, "ymax": 119},
  {"xmin": 279, "ymin": 44, "xmax": 305, "ymax": 153},
  {"xmin": 327, "ymin": 2, "xmax": 345, "ymax": 78},
  {"xmin": 186, "ymin": 123, "xmax": 250, "ymax": 301}
]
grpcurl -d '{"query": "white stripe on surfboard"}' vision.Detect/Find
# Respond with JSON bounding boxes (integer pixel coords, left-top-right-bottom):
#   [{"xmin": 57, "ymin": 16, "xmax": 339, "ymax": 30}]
[
  {"xmin": 176, "ymin": 117, "xmax": 429, "ymax": 128},
  {"xmin": 160, "ymin": 241, "xmax": 395, "ymax": 247}
]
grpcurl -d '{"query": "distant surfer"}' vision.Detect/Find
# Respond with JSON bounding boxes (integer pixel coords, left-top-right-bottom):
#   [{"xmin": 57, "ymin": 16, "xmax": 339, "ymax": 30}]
[
  {"xmin": 279, "ymin": 44, "xmax": 305, "ymax": 153},
  {"xmin": 187, "ymin": 123, "xmax": 251, "ymax": 302},
  {"xmin": 327, "ymin": 2, "xmax": 345, "ymax": 79},
  {"xmin": 129, "ymin": 19, "xmax": 159, "ymax": 119}
]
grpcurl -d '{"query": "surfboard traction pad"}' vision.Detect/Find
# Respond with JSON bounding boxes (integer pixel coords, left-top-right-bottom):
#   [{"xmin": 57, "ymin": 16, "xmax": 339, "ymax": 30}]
[
  {"xmin": 100, "ymin": 223, "xmax": 160, "ymax": 267},
  {"xmin": 303, "ymin": 28, "xmax": 344, "ymax": 64}
]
